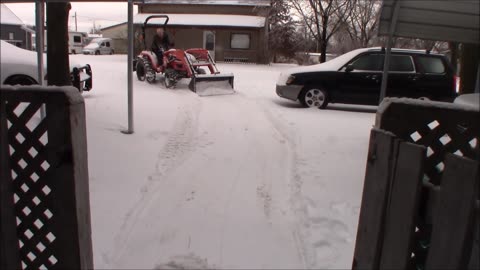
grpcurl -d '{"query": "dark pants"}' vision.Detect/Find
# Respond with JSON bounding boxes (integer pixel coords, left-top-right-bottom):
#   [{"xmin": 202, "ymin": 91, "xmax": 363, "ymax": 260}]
[{"xmin": 153, "ymin": 49, "xmax": 163, "ymax": 66}]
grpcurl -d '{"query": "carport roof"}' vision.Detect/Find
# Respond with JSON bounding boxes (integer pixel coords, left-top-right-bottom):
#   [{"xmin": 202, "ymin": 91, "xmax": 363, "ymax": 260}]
[
  {"xmin": 134, "ymin": 13, "xmax": 266, "ymax": 28},
  {"xmin": 379, "ymin": 0, "xmax": 480, "ymax": 44},
  {"xmin": 141, "ymin": 0, "xmax": 270, "ymax": 6}
]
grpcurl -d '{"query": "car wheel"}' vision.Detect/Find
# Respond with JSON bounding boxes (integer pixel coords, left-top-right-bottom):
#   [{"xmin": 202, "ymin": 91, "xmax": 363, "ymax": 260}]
[
  {"xmin": 300, "ymin": 88, "xmax": 329, "ymax": 109},
  {"xmin": 5, "ymin": 75, "xmax": 38, "ymax": 86},
  {"xmin": 95, "ymin": 50, "xmax": 100, "ymax": 55},
  {"xmin": 72, "ymin": 50, "xmax": 76, "ymax": 54},
  {"xmin": 136, "ymin": 59, "xmax": 146, "ymax": 81}
]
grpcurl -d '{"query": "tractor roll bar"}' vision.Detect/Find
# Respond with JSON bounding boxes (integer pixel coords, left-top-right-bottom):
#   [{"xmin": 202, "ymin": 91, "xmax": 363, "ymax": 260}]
[{"xmin": 142, "ymin": 15, "xmax": 170, "ymax": 50}]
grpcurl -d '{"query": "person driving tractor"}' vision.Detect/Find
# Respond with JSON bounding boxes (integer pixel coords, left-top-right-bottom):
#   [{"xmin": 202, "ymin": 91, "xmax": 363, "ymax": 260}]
[{"xmin": 151, "ymin": 27, "xmax": 174, "ymax": 65}]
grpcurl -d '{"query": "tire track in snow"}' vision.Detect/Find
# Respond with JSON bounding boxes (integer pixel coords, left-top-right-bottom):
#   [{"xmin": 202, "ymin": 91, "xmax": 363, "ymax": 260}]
[
  {"xmin": 196, "ymin": 94, "xmax": 302, "ymax": 268},
  {"xmin": 108, "ymin": 98, "xmax": 201, "ymax": 267},
  {"xmin": 258, "ymin": 100, "xmax": 314, "ymax": 269}
]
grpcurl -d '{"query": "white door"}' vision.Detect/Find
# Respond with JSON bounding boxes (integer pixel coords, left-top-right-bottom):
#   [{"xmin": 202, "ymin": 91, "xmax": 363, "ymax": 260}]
[{"xmin": 203, "ymin": 31, "xmax": 215, "ymax": 60}]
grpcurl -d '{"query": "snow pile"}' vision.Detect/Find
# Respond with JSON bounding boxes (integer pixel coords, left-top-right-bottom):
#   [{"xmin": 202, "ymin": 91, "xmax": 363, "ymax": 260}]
[
  {"xmin": 194, "ymin": 77, "xmax": 235, "ymax": 96},
  {"xmin": 454, "ymin": 93, "xmax": 480, "ymax": 110}
]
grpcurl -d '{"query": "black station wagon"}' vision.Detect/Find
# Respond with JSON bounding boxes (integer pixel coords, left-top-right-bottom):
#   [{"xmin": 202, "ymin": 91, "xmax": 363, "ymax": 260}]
[{"xmin": 276, "ymin": 47, "xmax": 458, "ymax": 108}]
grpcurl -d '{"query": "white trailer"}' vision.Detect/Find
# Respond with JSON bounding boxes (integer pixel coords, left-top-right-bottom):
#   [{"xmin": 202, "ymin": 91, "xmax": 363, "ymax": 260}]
[{"xmin": 68, "ymin": 31, "xmax": 87, "ymax": 54}]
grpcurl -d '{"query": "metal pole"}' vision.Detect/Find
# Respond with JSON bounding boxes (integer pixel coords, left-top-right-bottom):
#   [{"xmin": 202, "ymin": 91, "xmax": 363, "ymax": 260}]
[
  {"xmin": 379, "ymin": 0, "xmax": 401, "ymax": 103},
  {"xmin": 123, "ymin": 0, "xmax": 134, "ymax": 134},
  {"xmin": 35, "ymin": 1, "xmax": 45, "ymax": 85},
  {"xmin": 35, "ymin": 1, "xmax": 46, "ymax": 118},
  {"xmin": 75, "ymin": 12, "xmax": 78, "ymax": 32}
]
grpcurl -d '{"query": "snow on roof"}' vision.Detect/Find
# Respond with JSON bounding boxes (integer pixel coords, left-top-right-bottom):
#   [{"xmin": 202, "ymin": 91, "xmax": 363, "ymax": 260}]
[
  {"xmin": 1, "ymin": 4, "xmax": 25, "ymax": 26},
  {"xmin": 142, "ymin": 0, "xmax": 270, "ymax": 6},
  {"xmin": 134, "ymin": 13, "xmax": 265, "ymax": 28}
]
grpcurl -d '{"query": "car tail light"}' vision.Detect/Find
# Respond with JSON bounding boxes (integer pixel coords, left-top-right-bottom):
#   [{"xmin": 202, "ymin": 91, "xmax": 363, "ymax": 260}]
[{"xmin": 454, "ymin": 75, "xmax": 460, "ymax": 94}]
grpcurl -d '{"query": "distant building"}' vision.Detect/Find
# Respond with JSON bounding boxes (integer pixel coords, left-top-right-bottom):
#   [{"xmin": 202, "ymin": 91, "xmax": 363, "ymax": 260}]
[
  {"xmin": 100, "ymin": 0, "xmax": 269, "ymax": 63},
  {"xmin": 0, "ymin": 4, "xmax": 34, "ymax": 50},
  {"xmin": 101, "ymin": 22, "xmax": 128, "ymax": 54},
  {"xmin": 136, "ymin": 0, "xmax": 271, "ymax": 64}
]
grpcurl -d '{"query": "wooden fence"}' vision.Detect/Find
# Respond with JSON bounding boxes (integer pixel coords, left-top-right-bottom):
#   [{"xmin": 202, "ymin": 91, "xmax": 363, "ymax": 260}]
[
  {"xmin": 352, "ymin": 98, "xmax": 479, "ymax": 270},
  {"xmin": 0, "ymin": 86, "xmax": 93, "ymax": 270}
]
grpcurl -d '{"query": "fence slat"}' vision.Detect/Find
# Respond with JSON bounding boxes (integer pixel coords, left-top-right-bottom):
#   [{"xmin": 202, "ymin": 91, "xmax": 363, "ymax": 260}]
[
  {"xmin": 0, "ymin": 88, "xmax": 21, "ymax": 270},
  {"xmin": 380, "ymin": 141, "xmax": 426, "ymax": 270},
  {"xmin": 426, "ymin": 154, "xmax": 479, "ymax": 270},
  {"xmin": 352, "ymin": 129, "xmax": 399, "ymax": 270}
]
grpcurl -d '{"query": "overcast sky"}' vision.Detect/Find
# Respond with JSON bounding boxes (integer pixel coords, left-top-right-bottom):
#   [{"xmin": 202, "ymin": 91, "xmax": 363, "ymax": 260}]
[{"xmin": 5, "ymin": 2, "xmax": 138, "ymax": 32}]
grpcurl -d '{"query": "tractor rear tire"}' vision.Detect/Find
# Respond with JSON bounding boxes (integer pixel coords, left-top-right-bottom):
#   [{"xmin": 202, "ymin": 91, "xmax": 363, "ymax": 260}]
[{"xmin": 136, "ymin": 59, "xmax": 146, "ymax": 81}]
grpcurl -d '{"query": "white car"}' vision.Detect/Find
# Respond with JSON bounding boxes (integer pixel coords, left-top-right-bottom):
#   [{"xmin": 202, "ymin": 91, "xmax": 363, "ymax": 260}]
[
  {"xmin": 82, "ymin": 38, "xmax": 114, "ymax": 55},
  {"xmin": 0, "ymin": 40, "xmax": 92, "ymax": 92}
]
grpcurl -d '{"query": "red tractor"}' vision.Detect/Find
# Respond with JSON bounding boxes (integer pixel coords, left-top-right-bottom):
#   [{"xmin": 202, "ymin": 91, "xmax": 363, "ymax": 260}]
[{"xmin": 135, "ymin": 15, "xmax": 234, "ymax": 96}]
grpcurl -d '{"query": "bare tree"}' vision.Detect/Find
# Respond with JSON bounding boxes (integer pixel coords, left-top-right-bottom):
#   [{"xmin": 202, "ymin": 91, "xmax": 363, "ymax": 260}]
[
  {"xmin": 343, "ymin": 0, "xmax": 380, "ymax": 48},
  {"xmin": 291, "ymin": 0, "xmax": 354, "ymax": 63}
]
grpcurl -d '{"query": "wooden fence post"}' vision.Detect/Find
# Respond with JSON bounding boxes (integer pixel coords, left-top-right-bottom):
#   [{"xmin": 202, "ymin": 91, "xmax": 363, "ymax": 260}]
[
  {"xmin": 0, "ymin": 86, "xmax": 93, "ymax": 270},
  {"xmin": 352, "ymin": 129, "xmax": 399, "ymax": 270},
  {"xmin": 380, "ymin": 141, "xmax": 426, "ymax": 269}
]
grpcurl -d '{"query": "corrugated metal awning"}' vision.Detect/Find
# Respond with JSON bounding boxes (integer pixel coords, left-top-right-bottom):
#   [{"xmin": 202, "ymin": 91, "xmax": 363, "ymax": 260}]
[
  {"xmin": 379, "ymin": 0, "xmax": 479, "ymax": 44},
  {"xmin": 141, "ymin": 0, "xmax": 271, "ymax": 6}
]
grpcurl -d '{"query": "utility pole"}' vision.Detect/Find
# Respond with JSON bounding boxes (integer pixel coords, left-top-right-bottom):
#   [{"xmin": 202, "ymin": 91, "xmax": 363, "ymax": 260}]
[{"xmin": 74, "ymin": 11, "xmax": 77, "ymax": 31}]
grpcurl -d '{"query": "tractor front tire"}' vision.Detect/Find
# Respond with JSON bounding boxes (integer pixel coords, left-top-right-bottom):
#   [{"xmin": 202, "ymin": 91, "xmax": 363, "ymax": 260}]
[
  {"xmin": 143, "ymin": 57, "xmax": 156, "ymax": 84},
  {"xmin": 164, "ymin": 69, "xmax": 176, "ymax": 88}
]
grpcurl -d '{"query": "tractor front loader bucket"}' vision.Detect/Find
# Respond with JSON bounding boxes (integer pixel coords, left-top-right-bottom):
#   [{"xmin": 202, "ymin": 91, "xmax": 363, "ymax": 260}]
[{"xmin": 189, "ymin": 73, "xmax": 235, "ymax": 97}]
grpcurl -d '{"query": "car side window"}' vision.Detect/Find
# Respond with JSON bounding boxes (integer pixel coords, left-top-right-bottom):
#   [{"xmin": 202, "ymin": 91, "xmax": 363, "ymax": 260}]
[
  {"xmin": 101, "ymin": 42, "xmax": 105, "ymax": 47},
  {"xmin": 390, "ymin": 55, "xmax": 415, "ymax": 72},
  {"xmin": 106, "ymin": 42, "xmax": 110, "ymax": 47},
  {"xmin": 416, "ymin": 56, "xmax": 445, "ymax": 74},
  {"xmin": 350, "ymin": 54, "xmax": 383, "ymax": 71}
]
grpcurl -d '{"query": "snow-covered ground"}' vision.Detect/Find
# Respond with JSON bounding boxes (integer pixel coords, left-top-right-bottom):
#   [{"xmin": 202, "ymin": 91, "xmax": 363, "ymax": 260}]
[{"xmin": 71, "ymin": 54, "xmax": 376, "ymax": 269}]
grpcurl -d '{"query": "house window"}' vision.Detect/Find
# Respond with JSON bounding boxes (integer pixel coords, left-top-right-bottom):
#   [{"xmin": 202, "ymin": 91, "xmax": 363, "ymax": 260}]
[
  {"xmin": 231, "ymin": 34, "xmax": 250, "ymax": 49},
  {"xmin": 9, "ymin": 32, "xmax": 14, "ymax": 40},
  {"xmin": 73, "ymin": 36, "xmax": 81, "ymax": 43}
]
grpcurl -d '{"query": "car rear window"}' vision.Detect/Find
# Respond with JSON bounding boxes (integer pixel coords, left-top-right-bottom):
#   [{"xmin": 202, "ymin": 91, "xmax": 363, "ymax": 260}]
[
  {"xmin": 390, "ymin": 55, "xmax": 415, "ymax": 72},
  {"xmin": 417, "ymin": 56, "xmax": 446, "ymax": 74}
]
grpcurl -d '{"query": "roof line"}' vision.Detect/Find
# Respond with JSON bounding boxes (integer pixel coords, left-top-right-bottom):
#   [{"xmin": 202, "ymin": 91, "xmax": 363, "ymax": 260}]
[{"xmin": 1, "ymin": 3, "xmax": 26, "ymax": 26}]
